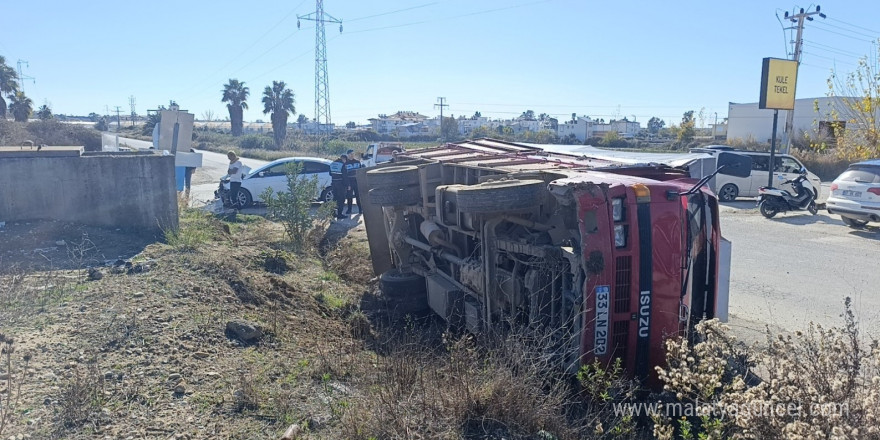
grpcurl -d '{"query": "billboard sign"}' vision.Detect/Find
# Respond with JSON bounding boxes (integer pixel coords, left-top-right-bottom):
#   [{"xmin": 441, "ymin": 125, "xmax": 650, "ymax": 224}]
[{"xmin": 759, "ymin": 57, "xmax": 798, "ymax": 110}]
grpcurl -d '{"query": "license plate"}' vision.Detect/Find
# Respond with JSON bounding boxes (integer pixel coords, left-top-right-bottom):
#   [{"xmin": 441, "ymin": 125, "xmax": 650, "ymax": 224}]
[{"xmin": 842, "ymin": 190, "xmax": 862, "ymax": 197}]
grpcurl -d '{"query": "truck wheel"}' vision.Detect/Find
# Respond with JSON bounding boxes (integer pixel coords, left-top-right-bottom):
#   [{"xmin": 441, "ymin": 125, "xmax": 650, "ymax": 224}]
[
  {"xmin": 718, "ymin": 183, "xmax": 739, "ymax": 202},
  {"xmin": 379, "ymin": 269, "xmax": 429, "ymax": 315},
  {"xmin": 369, "ymin": 185, "xmax": 421, "ymax": 206},
  {"xmin": 366, "ymin": 165, "xmax": 420, "ymax": 189},
  {"xmin": 758, "ymin": 200, "xmax": 777, "ymax": 219},
  {"xmin": 456, "ymin": 179, "xmax": 544, "ymax": 213}
]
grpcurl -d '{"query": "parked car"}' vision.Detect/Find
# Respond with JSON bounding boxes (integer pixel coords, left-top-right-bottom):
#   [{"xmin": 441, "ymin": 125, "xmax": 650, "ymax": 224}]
[
  {"xmin": 220, "ymin": 157, "xmax": 334, "ymax": 208},
  {"xmin": 711, "ymin": 151, "xmax": 822, "ymax": 202},
  {"xmin": 826, "ymin": 159, "xmax": 880, "ymax": 228}
]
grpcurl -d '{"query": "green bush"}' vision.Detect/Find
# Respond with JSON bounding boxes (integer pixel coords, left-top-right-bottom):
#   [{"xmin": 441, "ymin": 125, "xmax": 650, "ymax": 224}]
[
  {"xmin": 237, "ymin": 134, "xmax": 276, "ymax": 150},
  {"xmin": 262, "ymin": 162, "xmax": 335, "ymax": 251}
]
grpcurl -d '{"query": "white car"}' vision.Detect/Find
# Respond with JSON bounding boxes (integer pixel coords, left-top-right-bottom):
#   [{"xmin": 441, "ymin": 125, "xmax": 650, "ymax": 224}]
[
  {"xmin": 222, "ymin": 157, "xmax": 334, "ymax": 208},
  {"xmin": 712, "ymin": 151, "xmax": 823, "ymax": 202},
  {"xmin": 826, "ymin": 159, "xmax": 880, "ymax": 228}
]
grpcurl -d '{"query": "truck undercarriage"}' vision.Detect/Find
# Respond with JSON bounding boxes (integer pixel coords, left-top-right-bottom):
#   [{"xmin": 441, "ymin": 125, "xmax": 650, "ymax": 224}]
[{"xmin": 357, "ymin": 138, "xmax": 736, "ymax": 383}]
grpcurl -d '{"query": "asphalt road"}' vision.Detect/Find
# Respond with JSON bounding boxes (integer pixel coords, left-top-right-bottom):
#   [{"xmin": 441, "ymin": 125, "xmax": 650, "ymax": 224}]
[{"xmin": 720, "ymin": 200, "xmax": 880, "ymax": 343}]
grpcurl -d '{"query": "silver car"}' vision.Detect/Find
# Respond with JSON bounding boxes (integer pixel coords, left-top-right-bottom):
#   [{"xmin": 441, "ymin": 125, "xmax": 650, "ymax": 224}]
[{"xmin": 826, "ymin": 159, "xmax": 880, "ymax": 228}]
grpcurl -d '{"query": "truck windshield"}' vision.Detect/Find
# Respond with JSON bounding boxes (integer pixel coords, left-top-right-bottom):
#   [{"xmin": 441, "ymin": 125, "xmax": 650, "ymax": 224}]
[{"xmin": 683, "ymin": 191, "xmax": 713, "ymax": 335}]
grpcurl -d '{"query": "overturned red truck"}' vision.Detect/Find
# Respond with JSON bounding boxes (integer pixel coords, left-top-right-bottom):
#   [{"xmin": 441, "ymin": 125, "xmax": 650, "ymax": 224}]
[{"xmin": 356, "ymin": 138, "xmax": 750, "ymax": 383}]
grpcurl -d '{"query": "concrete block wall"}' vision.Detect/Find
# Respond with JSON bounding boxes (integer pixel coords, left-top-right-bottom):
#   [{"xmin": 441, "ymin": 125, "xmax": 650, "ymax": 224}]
[{"xmin": 0, "ymin": 151, "xmax": 178, "ymax": 233}]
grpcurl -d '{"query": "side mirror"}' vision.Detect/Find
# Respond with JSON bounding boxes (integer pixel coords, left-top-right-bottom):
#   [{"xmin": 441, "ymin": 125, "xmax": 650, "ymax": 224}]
[{"xmin": 716, "ymin": 152, "xmax": 751, "ymax": 178}]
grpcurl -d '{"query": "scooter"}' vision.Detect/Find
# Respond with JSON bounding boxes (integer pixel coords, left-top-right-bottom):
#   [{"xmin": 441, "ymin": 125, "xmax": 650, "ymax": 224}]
[
  {"xmin": 215, "ymin": 176, "xmax": 234, "ymax": 208},
  {"xmin": 757, "ymin": 168, "xmax": 818, "ymax": 218}
]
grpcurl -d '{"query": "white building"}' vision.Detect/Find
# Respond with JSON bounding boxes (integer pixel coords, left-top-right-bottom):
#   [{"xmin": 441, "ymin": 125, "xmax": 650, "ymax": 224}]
[
  {"xmin": 592, "ymin": 118, "xmax": 640, "ymax": 139},
  {"xmin": 368, "ymin": 111, "xmax": 429, "ymax": 135},
  {"xmin": 457, "ymin": 116, "xmax": 490, "ymax": 136},
  {"xmin": 557, "ymin": 116, "xmax": 595, "ymax": 143},
  {"xmin": 727, "ymin": 97, "xmax": 865, "ymax": 144}
]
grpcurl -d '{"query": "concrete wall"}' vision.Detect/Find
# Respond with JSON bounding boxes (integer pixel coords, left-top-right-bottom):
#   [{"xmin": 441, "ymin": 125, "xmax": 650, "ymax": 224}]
[{"xmin": 0, "ymin": 150, "xmax": 178, "ymax": 233}]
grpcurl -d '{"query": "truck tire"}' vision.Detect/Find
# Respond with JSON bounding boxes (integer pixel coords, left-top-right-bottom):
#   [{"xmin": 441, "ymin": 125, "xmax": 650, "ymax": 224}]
[
  {"xmin": 369, "ymin": 185, "xmax": 421, "ymax": 206},
  {"xmin": 455, "ymin": 179, "xmax": 544, "ymax": 213},
  {"xmin": 366, "ymin": 165, "xmax": 420, "ymax": 189},
  {"xmin": 379, "ymin": 269, "xmax": 429, "ymax": 315}
]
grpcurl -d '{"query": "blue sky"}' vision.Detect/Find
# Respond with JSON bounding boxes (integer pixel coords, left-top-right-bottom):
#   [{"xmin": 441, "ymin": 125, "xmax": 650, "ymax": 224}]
[{"xmin": 2, "ymin": 0, "xmax": 878, "ymax": 127}]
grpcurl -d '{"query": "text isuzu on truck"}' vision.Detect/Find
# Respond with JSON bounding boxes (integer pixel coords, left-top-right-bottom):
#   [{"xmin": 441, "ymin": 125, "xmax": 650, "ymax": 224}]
[{"xmin": 356, "ymin": 138, "xmax": 750, "ymax": 384}]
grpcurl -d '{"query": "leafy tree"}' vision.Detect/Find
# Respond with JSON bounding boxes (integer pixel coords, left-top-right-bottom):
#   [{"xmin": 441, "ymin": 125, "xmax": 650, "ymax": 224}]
[
  {"xmin": 647, "ymin": 116, "xmax": 665, "ymax": 134},
  {"xmin": 472, "ymin": 111, "xmax": 481, "ymax": 118},
  {"xmin": 8, "ymin": 91, "xmax": 32, "ymax": 122},
  {"xmin": 262, "ymin": 162, "xmax": 335, "ymax": 251},
  {"xmin": 440, "ymin": 115, "xmax": 458, "ymax": 141},
  {"xmin": 297, "ymin": 113, "xmax": 308, "ymax": 129},
  {"xmin": 822, "ymin": 48, "xmax": 880, "ymax": 160},
  {"xmin": 142, "ymin": 112, "xmax": 161, "ymax": 135},
  {"xmin": 221, "ymin": 79, "xmax": 249, "ymax": 137},
  {"xmin": 261, "ymin": 80, "xmax": 295, "ymax": 149},
  {"xmin": 36, "ymin": 104, "xmax": 53, "ymax": 120},
  {"xmin": 0, "ymin": 56, "xmax": 19, "ymax": 119},
  {"xmin": 345, "ymin": 121, "xmax": 356, "ymax": 129},
  {"xmin": 520, "ymin": 109, "xmax": 535, "ymax": 120},
  {"xmin": 678, "ymin": 110, "xmax": 695, "ymax": 143},
  {"xmin": 88, "ymin": 112, "xmax": 99, "ymax": 122}
]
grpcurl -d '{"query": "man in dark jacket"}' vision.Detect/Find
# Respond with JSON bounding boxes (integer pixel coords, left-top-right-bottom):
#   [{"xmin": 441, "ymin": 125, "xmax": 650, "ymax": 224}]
[
  {"xmin": 330, "ymin": 154, "xmax": 348, "ymax": 219},
  {"xmin": 344, "ymin": 149, "xmax": 362, "ymax": 214}
]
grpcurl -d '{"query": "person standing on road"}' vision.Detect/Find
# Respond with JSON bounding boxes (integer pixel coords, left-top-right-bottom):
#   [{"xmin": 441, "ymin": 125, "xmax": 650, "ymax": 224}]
[
  {"xmin": 227, "ymin": 151, "xmax": 244, "ymax": 210},
  {"xmin": 344, "ymin": 149, "xmax": 362, "ymax": 214},
  {"xmin": 330, "ymin": 154, "xmax": 348, "ymax": 219}
]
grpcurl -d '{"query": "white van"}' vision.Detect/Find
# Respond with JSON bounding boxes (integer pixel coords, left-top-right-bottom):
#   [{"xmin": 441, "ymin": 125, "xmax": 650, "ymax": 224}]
[{"xmin": 711, "ymin": 151, "xmax": 822, "ymax": 202}]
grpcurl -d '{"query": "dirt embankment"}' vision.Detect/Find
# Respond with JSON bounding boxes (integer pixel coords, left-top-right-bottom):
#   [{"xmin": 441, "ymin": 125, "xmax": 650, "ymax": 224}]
[{"xmin": 0, "ymin": 213, "xmax": 377, "ymax": 439}]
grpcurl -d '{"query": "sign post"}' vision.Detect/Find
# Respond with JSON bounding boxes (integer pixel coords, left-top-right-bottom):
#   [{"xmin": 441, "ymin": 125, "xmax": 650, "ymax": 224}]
[{"xmin": 759, "ymin": 57, "xmax": 798, "ymax": 187}]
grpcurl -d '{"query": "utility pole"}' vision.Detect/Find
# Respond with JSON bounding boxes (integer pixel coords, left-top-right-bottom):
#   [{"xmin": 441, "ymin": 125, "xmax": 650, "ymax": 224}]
[
  {"xmin": 113, "ymin": 106, "xmax": 124, "ymax": 130},
  {"xmin": 16, "ymin": 60, "xmax": 35, "ymax": 93},
  {"xmin": 129, "ymin": 96, "xmax": 137, "ymax": 127},
  {"xmin": 298, "ymin": 1, "xmax": 342, "ymax": 133},
  {"xmin": 435, "ymin": 97, "xmax": 449, "ymax": 142},
  {"xmin": 781, "ymin": 5, "xmax": 826, "ymax": 152}
]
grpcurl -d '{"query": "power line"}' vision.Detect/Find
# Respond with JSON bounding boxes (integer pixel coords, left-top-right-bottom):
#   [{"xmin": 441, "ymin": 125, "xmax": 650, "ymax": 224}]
[
  {"xmin": 827, "ymin": 17, "xmax": 880, "ymax": 36},
  {"xmin": 802, "ymin": 51, "xmax": 857, "ymax": 67},
  {"xmin": 810, "ymin": 25, "xmax": 874, "ymax": 43},
  {"xmin": 344, "ymin": 0, "xmax": 553, "ymax": 34},
  {"xmin": 803, "ymin": 39, "xmax": 863, "ymax": 57},
  {"xmin": 174, "ymin": 0, "xmax": 308, "ymax": 97},
  {"xmin": 347, "ymin": 2, "xmax": 439, "ymax": 22},
  {"xmin": 813, "ymin": 20, "xmax": 878, "ymax": 40}
]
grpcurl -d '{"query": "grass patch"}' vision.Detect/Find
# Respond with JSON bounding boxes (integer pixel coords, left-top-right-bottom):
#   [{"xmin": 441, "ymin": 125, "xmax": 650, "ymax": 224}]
[
  {"xmin": 315, "ymin": 290, "xmax": 348, "ymax": 312},
  {"xmin": 163, "ymin": 208, "xmax": 227, "ymax": 251}
]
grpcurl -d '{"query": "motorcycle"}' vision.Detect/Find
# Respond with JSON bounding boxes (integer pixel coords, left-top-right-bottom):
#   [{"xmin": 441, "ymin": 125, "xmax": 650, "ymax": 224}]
[
  {"xmin": 215, "ymin": 176, "xmax": 234, "ymax": 208},
  {"xmin": 757, "ymin": 168, "xmax": 818, "ymax": 218}
]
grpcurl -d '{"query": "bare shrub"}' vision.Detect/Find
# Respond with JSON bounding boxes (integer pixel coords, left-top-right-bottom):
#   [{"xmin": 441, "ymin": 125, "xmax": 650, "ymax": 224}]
[
  {"xmin": 654, "ymin": 298, "xmax": 880, "ymax": 439},
  {"xmin": 342, "ymin": 328, "xmax": 640, "ymax": 439},
  {"xmin": 55, "ymin": 362, "xmax": 106, "ymax": 430},
  {"xmin": 0, "ymin": 334, "xmax": 30, "ymax": 436}
]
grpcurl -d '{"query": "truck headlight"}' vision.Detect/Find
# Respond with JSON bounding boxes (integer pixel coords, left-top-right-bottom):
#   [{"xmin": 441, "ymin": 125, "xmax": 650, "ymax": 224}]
[
  {"xmin": 611, "ymin": 198, "xmax": 624, "ymax": 221},
  {"xmin": 614, "ymin": 225, "xmax": 626, "ymax": 248}
]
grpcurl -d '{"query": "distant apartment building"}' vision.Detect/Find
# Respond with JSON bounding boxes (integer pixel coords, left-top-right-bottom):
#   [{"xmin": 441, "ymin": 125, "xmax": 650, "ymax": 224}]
[
  {"xmin": 368, "ymin": 111, "xmax": 430, "ymax": 136},
  {"xmin": 557, "ymin": 116, "xmax": 595, "ymax": 142},
  {"xmin": 590, "ymin": 118, "xmax": 640, "ymax": 139},
  {"xmin": 457, "ymin": 116, "xmax": 490, "ymax": 136}
]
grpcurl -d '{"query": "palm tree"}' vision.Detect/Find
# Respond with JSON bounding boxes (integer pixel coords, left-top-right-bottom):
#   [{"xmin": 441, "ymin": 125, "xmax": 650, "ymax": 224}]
[
  {"xmin": 0, "ymin": 56, "xmax": 20, "ymax": 119},
  {"xmin": 36, "ymin": 104, "xmax": 53, "ymax": 120},
  {"xmin": 221, "ymin": 79, "xmax": 249, "ymax": 136},
  {"xmin": 262, "ymin": 81, "xmax": 295, "ymax": 149},
  {"xmin": 8, "ymin": 91, "xmax": 33, "ymax": 122}
]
